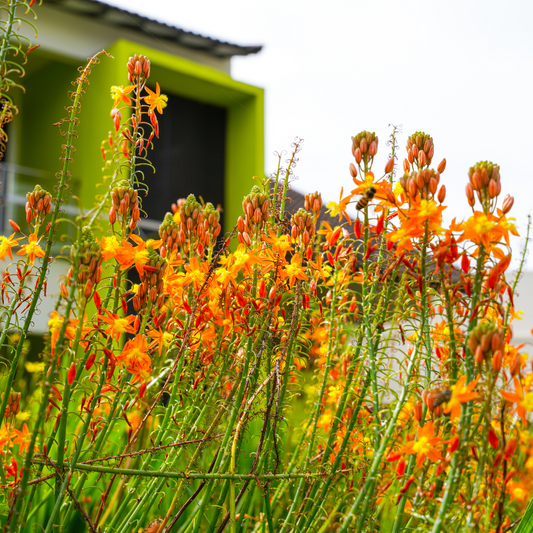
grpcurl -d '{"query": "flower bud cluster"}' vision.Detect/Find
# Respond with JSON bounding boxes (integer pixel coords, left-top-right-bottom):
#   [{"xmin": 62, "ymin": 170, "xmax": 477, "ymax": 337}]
[
  {"xmin": 158, "ymin": 213, "xmax": 180, "ymax": 258},
  {"xmin": 290, "ymin": 208, "xmax": 316, "ymax": 246},
  {"xmin": 406, "ymin": 132, "xmax": 434, "ymax": 170},
  {"xmin": 4, "ymin": 390, "xmax": 20, "ymax": 418},
  {"xmin": 468, "ymin": 322, "xmax": 506, "ymax": 373},
  {"xmin": 304, "ymin": 191, "xmax": 323, "ymax": 218},
  {"xmin": 351, "ymin": 131, "xmax": 378, "ymax": 169},
  {"xmin": 466, "ymin": 161, "xmax": 504, "ymax": 212},
  {"xmin": 133, "ymin": 246, "xmax": 167, "ymax": 311},
  {"xmin": 172, "ymin": 194, "xmax": 218, "ymax": 257},
  {"xmin": 399, "ymin": 169, "xmax": 445, "ymax": 202},
  {"xmin": 161, "ymin": 201, "xmax": 221, "ymax": 259},
  {"xmin": 237, "ymin": 186, "xmax": 270, "ymax": 247},
  {"xmin": 109, "ymin": 181, "xmax": 140, "ymax": 231},
  {"xmin": 127, "ymin": 54, "xmax": 151, "ymax": 83},
  {"xmin": 67, "ymin": 227, "xmax": 103, "ymax": 299},
  {"xmin": 25, "ymin": 185, "xmax": 52, "ymax": 225}
]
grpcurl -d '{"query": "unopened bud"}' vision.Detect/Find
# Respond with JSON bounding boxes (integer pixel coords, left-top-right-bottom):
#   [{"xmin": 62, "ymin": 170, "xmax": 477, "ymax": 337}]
[
  {"xmin": 418, "ymin": 150, "xmax": 427, "ymax": 167},
  {"xmin": 408, "ymin": 179, "xmax": 418, "ymax": 198},
  {"xmin": 349, "ymin": 163, "xmax": 357, "ymax": 178},
  {"xmin": 438, "ymin": 185, "xmax": 446, "ymax": 203},
  {"xmin": 385, "ymin": 187, "xmax": 396, "ymax": 204},
  {"xmin": 355, "ymin": 148, "xmax": 362, "ymax": 165},
  {"xmin": 360, "ymin": 138, "xmax": 368, "ymax": 153},
  {"xmin": 438, "ymin": 158, "xmax": 446, "ymax": 173},
  {"xmin": 429, "ymin": 177, "xmax": 438, "ymax": 195},
  {"xmin": 501, "ymin": 194, "xmax": 514, "ymax": 214},
  {"xmin": 9, "ymin": 219, "xmax": 20, "ymax": 232},
  {"xmin": 368, "ymin": 141, "xmax": 377, "ymax": 156},
  {"xmin": 385, "ymin": 157, "xmax": 395, "ymax": 174},
  {"xmin": 403, "ymin": 159, "xmax": 410, "ymax": 173}
]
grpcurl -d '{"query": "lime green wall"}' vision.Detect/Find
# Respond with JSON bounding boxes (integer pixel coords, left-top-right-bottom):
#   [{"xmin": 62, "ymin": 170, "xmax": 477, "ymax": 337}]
[{"xmin": 13, "ymin": 39, "xmax": 264, "ymax": 234}]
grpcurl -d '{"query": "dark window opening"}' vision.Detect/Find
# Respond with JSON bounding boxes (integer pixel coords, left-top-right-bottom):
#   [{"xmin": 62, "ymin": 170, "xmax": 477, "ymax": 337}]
[{"xmin": 139, "ymin": 92, "xmax": 226, "ymax": 239}]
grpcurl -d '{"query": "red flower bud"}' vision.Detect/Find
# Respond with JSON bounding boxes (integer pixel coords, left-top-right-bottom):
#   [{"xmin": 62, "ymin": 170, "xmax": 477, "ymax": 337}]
[
  {"xmin": 488, "ymin": 427, "xmax": 500, "ymax": 449},
  {"xmin": 67, "ymin": 363, "xmax": 76, "ymax": 386}
]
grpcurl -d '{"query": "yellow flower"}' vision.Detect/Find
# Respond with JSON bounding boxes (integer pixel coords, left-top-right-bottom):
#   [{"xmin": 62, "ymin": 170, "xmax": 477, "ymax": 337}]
[
  {"xmin": 17, "ymin": 233, "xmax": 45, "ymax": 264},
  {"xmin": 144, "ymin": 82, "xmax": 168, "ymax": 114},
  {"xmin": 0, "ymin": 234, "xmax": 21, "ymax": 261},
  {"xmin": 25, "ymin": 361, "xmax": 45, "ymax": 373},
  {"xmin": 111, "ymin": 85, "xmax": 134, "ymax": 108}
]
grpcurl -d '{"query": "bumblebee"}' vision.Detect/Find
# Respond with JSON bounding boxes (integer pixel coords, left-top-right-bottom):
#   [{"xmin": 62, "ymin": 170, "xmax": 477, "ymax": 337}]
[
  {"xmin": 356, "ymin": 187, "xmax": 376, "ymax": 210},
  {"xmin": 432, "ymin": 389, "xmax": 452, "ymax": 408}
]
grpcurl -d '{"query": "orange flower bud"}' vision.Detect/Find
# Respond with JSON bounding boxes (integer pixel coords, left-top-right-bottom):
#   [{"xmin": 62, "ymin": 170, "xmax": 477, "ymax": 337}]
[
  {"xmin": 491, "ymin": 349, "xmax": 503, "ymax": 372},
  {"xmin": 437, "ymin": 158, "xmax": 446, "ymax": 174},
  {"xmin": 84, "ymin": 279, "xmax": 93, "ymax": 299},
  {"xmin": 418, "ymin": 150, "xmax": 427, "ymax": 167},
  {"xmin": 385, "ymin": 187, "xmax": 396, "ymax": 204},
  {"xmin": 502, "ymin": 194, "xmax": 514, "ymax": 214},
  {"xmin": 474, "ymin": 345, "xmax": 485, "ymax": 365},
  {"xmin": 488, "ymin": 179, "xmax": 497, "ymax": 198},
  {"xmin": 481, "ymin": 168, "xmax": 489, "ymax": 186},
  {"xmin": 368, "ymin": 140, "xmax": 377, "ymax": 156},
  {"xmin": 504, "ymin": 438, "xmax": 518, "ymax": 459},
  {"xmin": 360, "ymin": 138, "xmax": 368, "ymax": 153},
  {"xmin": 408, "ymin": 179, "xmax": 418, "ymax": 198},
  {"xmin": 429, "ymin": 177, "xmax": 438, "ymax": 195},
  {"xmin": 349, "ymin": 163, "xmax": 357, "ymax": 178},
  {"xmin": 414, "ymin": 401, "xmax": 423, "ymax": 422},
  {"xmin": 480, "ymin": 333, "xmax": 492, "ymax": 353},
  {"xmin": 416, "ymin": 173, "xmax": 425, "ymax": 189},
  {"xmin": 510, "ymin": 354, "xmax": 522, "ymax": 377},
  {"xmin": 407, "ymin": 150, "xmax": 414, "ymax": 164},
  {"xmin": 9, "ymin": 219, "xmax": 21, "ymax": 232},
  {"xmin": 403, "ymin": 159, "xmax": 410, "ymax": 173},
  {"xmin": 472, "ymin": 172, "xmax": 481, "ymax": 191},
  {"xmin": 385, "ymin": 157, "xmax": 394, "ymax": 174},
  {"xmin": 355, "ymin": 147, "xmax": 362, "ymax": 164}
]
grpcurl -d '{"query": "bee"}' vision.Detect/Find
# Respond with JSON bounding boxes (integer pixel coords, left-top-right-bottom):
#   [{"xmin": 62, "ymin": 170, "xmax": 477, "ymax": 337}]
[
  {"xmin": 139, "ymin": 518, "xmax": 164, "ymax": 533},
  {"xmin": 432, "ymin": 389, "xmax": 452, "ymax": 409},
  {"xmin": 356, "ymin": 187, "xmax": 376, "ymax": 211}
]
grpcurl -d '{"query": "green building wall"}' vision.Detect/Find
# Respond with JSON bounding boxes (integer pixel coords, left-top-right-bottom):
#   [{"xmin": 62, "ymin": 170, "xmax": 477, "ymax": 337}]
[{"xmin": 10, "ymin": 38, "xmax": 264, "ymax": 234}]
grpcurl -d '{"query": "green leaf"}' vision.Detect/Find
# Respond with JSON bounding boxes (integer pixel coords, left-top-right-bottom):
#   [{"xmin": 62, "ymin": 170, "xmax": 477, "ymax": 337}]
[{"xmin": 515, "ymin": 498, "xmax": 533, "ymax": 533}]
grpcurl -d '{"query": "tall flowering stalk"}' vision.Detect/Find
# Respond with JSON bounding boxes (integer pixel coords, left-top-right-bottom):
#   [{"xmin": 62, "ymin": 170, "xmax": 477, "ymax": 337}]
[{"xmin": 0, "ymin": 52, "xmax": 532, "ymax": 533}]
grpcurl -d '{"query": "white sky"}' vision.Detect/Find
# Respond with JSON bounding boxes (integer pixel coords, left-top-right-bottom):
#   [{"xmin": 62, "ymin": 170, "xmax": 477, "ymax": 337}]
[{"xmin": 106, "ymin": 0, "xmax": 533, "ymax": 267}]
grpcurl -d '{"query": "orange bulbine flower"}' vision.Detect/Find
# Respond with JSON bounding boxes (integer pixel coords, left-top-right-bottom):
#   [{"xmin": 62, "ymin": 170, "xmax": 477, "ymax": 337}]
[
  {"xmin": 442, "ymin": 375, "xmax": 479, "ymax": 421},
  {"xmin": 282, "ymin": 253, "xmax": 308, "ymax": 287},
  {"xmin": 326, "ymin": 187, "xmax": 353, "ymax": 222},
  {"xmin": 147, "ymin": 328, "xmax": 174, "ymax": 357},
  {"xmin": 144, "ymin": 83, "xmax": 168, "ymax": 114},
  {"xmin": 454, "ymin": 211, "xmax": 519, "ymax": 259},
  {"xmin": 17, "ymin": 233, "xmax": 45, "ymax": 265},
  {"xmin": 262, "ymin": 230, "xmax": 293, "ymax": 257},
  {"xmin": 0, "ymin": 424, "xmax": 12, "ymax": 452},
  {"xmin": 115, "ymin": 235, "xmax": 161, "ymax": 276},
  {"xmin": 400, "ymin": 421, "xmax": 443, "ymax": 468},
  {"xmin": 110, "ymin": 85, "xmax": 134, "ymax": 108},
  {"xmin": 0, "ymin": 234, "xmax": 21, "ymax": 261},
  {"xmin": 12, "ymin": 423, "xmax": 32, "ymax": 455},
  {"xmin": 501, "ymin": 377, "xmax": 533, "ymax": 426},
  {"xmin": 100, "ymin": 235, "xmax": 120, "ymax": 261},
  {"xmin": 98, "ymin": 309, "xmax": 138, "ymax": 342},
  {"xmin": 117, "ymin": 334, "xmax": 152, "ymax": 383}
]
